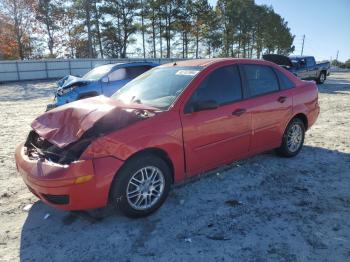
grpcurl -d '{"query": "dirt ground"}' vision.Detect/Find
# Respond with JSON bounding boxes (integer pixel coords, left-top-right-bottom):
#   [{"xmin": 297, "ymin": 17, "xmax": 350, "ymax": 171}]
[{"xmin": 0, "ymin": 73, "xmax": 349, "ymax": 262}]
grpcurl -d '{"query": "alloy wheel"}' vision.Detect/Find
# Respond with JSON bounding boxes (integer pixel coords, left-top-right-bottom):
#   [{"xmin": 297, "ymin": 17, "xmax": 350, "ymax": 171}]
[
  {"xmin": 287, "ymin": 123, "xmax": 303, "ymax": 152},
  {"xmin": 126, "ymin": 166, "xmax": 165, "ymax": 210}
]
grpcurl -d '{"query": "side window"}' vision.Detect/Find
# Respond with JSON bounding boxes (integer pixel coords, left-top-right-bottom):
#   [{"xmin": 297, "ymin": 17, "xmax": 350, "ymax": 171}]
[
  {"xmin": 243, "ymin": 65, "xmax": 279, "ymax": 97},
  {"xmin": 188, "ymin": 65, "xmax": 242, "ymax": 107},
  {"xmin": 126, "ymin": 66, "xmax": 152, "ymax": 79},
  {"xmin": 306, "ymin": 57, "xmax": 315, "ymax": 66},
  {"xmin": 108, "ymin": 68, "xmax": 127, "ymax": 81},
  {"xmin": 275, "ymin": 69, "xmax": 295, "ymax": 89},
  {"xmin": 299, "ymin": 58, "xmax": 306, "ymax": 68}
]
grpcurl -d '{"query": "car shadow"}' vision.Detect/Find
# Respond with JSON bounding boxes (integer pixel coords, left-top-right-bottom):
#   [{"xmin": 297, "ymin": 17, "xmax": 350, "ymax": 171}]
[
  {"xmin": 19, "ymin": 145, "xmax": 350, "ymax": 261},
  {"xmin": 317, "ymin": 75, "xmax": 350, "ymax": 94},
  {"xmin": 0, "ymin": 80, "xmax": 56, "ymax": 102}
]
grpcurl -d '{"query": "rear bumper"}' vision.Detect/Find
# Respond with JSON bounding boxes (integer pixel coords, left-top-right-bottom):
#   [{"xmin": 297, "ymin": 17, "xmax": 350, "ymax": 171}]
[
  {"xmin": 15, "ymin": 143, "xmax": 124, "ymax": 210},
  {"xmin": 308, "ymin": 105, "xmax": 320, "ymax": 129}
]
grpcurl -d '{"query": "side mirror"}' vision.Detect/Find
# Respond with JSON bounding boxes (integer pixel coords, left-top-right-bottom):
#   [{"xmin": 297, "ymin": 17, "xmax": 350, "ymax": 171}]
[
  {"xmin": 102, "ymin": 76, "xmax": 109, "ymax": 83},
  {"xmin": 191, "ymin": 100, "xmax": 219, "ymax": 112}
]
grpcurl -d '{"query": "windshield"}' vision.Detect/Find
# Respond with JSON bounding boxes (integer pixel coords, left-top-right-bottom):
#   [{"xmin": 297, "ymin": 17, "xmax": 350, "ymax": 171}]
[
  {"xmin": 111, "ymin": 66, "xmax": 202, "ymax": 110},
  {"xmin": 82, "ymin": 64, "xmax": 115, "ymax": 80}
]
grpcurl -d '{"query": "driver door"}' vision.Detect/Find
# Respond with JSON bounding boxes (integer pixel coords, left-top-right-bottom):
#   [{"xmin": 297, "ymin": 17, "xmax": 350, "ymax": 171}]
[
  {"xmin": 180, "ymin": 65, "xmax": 252, "ymax": 176},
  {"xmin": 298, "ymin": 58, "xmax": 309, "ymax": 79}
]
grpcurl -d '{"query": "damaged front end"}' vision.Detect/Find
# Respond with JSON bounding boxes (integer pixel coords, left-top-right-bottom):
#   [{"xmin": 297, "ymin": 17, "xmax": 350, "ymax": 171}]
[
  {"xmin": 24, "ymin": 130, "xmax": 92, "ymax": 165},
  {"xmin": 25, "ymin": 104, "xmax": 156, "ymax": 165}
]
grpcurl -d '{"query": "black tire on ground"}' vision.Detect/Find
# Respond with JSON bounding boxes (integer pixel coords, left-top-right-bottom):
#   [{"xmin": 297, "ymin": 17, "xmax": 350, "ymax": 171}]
[
  {"xmin": 316, "ymin": 71, "xmax": 326, "ymax": 84},
  {"xmin": 110, "ymin": 154, "xmax": 172, "ymax": 218},
  {"xmin": 276, "ymin": 118, "xmax": 305, "ymax": 157}
]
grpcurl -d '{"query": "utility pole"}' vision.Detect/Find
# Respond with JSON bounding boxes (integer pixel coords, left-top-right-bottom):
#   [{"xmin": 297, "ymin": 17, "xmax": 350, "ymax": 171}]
[
  {"xmin": 141, "ymin": 0, "xmax": 145, "ymax": 59},
  {"xmin": 301, "ymin": 35, "xmax": 305, "ymax": 56},
  {"xmin": 336, "ymin": 50, "xmax": 339, "ymax": 61}
]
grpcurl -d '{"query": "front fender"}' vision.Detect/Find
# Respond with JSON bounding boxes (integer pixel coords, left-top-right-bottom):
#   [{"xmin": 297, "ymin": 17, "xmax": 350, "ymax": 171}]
[{"xmin": 82, "ymin": 133, "xmax": 186, "ymax": 183}]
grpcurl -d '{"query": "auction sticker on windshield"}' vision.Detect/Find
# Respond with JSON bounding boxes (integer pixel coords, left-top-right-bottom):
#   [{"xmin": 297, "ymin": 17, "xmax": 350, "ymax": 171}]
[{"xmin": 175, "ymin": 70, "xmax": 200, "ymax": 76}]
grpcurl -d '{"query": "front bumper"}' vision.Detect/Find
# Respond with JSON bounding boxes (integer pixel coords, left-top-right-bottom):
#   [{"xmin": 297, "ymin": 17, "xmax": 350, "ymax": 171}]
[
  {"xmin": 46, "ymin": 92, "xmax": 77, "ymax": 111},
  {"xmin": 46, "ymin": 103, "xmax": 57, "ymax": 111},
  {"xmin": 15, "ymin": 143, "xmax": 124, "ymax": 210}
]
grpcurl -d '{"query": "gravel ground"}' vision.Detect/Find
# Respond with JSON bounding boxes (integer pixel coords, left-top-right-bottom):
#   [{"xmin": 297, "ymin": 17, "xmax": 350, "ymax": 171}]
[{"xmin": 0, "ymin": 73, "xmax": 349, "ymax": 262}]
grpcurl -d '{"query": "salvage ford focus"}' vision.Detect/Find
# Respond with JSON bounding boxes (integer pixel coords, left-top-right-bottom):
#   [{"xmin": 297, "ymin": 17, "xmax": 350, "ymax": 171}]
[{"xmin": 15, "ymin": 58, "xmax": 319, "ymax": 217}]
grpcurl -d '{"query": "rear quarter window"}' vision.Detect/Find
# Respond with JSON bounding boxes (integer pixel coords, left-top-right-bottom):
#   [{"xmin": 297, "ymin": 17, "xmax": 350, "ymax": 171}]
[{"xmin": 275, "ymin": 69, "xmax": 295, "ymax": 89}]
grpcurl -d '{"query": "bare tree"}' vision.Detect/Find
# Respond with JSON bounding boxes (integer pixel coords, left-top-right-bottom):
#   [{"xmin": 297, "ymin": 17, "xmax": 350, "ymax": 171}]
[{"xmin": 1, "ymin": 0, "xmax": 35, "ymax": 59}]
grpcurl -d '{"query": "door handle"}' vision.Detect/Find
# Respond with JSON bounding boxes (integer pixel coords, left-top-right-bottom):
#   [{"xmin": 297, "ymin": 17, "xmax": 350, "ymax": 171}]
[
  {"xmin": 232, "ymin": 108, "xmax": 246, "ymax": 116},
  {"xmin": 278, "ymin": 96, "xmax": 287, "ymax": 103}
]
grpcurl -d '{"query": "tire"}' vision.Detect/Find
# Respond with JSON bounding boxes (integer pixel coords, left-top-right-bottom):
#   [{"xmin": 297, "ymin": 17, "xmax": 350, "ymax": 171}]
[
  {"xmin": 276, "ymin": 118, "xmax": 305, "ymax": 157},
  {"xmin": 110, "ymin": 154, "xmax": 172, "ymax": 218},
  {"xmin": 316, "ymin": 71, "xmax": 326, "ymax": 84}
]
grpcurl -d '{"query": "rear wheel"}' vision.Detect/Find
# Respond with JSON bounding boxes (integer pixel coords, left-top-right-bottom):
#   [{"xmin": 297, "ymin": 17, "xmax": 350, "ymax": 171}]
[
  {"xmin": 316, "ymin": 71, "xmax": 326, "ymax": 84},
  {"xmin": 110, "ymin": 155, "xmax": 171, "ymax": 218},
  {"xmin": 276, "ymin": 118, "xmax": 305, "ymax": 157}
]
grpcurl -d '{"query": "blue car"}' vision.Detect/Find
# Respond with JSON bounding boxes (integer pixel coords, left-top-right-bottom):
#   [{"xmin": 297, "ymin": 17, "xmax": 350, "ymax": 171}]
[{"xmin": 47, "ymin": 61, "xmax": 158, "ymax": 110}]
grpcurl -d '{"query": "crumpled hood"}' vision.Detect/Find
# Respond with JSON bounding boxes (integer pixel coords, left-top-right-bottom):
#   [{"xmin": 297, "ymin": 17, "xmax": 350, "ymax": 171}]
[
  {"xmin": 31, "ymin": 96, "xmax": 157, "ymax": 148},
  {"xmin": 57, "ymin": 75, "xmax": 91, "ymax": 90}
]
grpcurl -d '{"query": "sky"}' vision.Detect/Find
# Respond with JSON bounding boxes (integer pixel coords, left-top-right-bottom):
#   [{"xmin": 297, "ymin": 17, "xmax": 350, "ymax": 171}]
[{"xmin": 208, "ymin": 0, "xmax": 350, "ymax": 62}]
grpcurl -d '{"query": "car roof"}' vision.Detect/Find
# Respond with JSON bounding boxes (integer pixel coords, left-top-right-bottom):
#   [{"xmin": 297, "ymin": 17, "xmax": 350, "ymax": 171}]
[
  {"xmin": 113, "ymin": 61, "xmax": 158, "ymax": 66},
  {"xmin": 96, "ymin": 61, "xmax": 159, "ymax": 69},
  {"xmin": 160, "ymin": 58, "xmax": 234, "ymax": 68},
  {"xmin": 160, "ymin": 58, "xmax": 275, "ymax": 68}
]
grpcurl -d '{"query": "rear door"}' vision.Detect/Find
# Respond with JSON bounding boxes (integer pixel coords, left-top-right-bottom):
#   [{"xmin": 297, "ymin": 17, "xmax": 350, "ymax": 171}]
[
  {"xmin": 180, "ymin": 65, "xmax": 252, "ymax": 175},
  {"xmin": 240, "ymin": 64, "xmax": 293, "ymax": 153}
]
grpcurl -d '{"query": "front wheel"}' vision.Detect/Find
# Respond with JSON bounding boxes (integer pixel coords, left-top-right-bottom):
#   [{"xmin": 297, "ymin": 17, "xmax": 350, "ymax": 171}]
[
  {"xmin": 276, "ymin": 118, "xmax": 305, "ymax": 157},
  {"xmin": 110, "ymin": 155, "xmax": 172, "ymax": 218}
]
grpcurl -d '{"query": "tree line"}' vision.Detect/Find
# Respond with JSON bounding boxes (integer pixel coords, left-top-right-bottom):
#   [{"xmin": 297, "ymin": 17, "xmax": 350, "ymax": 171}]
[
  {"xmin": 332, "ymin": 59, "xmax": 350, "ymax": 69},
  {"xmin": 0, "ymin": 0, "xmax": 296, "ymax": 60}
]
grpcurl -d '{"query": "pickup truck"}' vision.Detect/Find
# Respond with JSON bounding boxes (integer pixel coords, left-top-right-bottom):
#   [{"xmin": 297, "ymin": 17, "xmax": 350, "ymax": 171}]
[{"xmin": 263, "ymin": 54, "xmax": 330, "ymax": 84}]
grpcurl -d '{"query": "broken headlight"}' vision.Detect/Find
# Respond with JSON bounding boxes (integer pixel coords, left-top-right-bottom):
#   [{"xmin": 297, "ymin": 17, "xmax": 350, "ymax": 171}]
[{"xmin": 57, "ymin": 86, "xmax": 75, "ymax": 96}]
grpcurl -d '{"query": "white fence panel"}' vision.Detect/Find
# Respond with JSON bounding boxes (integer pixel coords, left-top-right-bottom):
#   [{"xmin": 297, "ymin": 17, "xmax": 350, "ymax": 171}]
[
  {"xmin": 0, "ymin": 62, "xmax": 17, "ymax": 72},
  {"xmin": 48, "ymin": 69, "xmax": 70, "ymax": 78},
  {"xmin": 0, "ymin": 58, "xmax": 181, "ymax": 82},
  {"xmin": 47, "ymin": 61, "xmax": 69, "ymax": 69}
]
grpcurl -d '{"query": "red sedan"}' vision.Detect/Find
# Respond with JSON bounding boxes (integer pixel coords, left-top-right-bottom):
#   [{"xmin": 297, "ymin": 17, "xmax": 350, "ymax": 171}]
[{"xmin": 15, "ymin": 58, "xmax": 319, "ymax": 217}]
